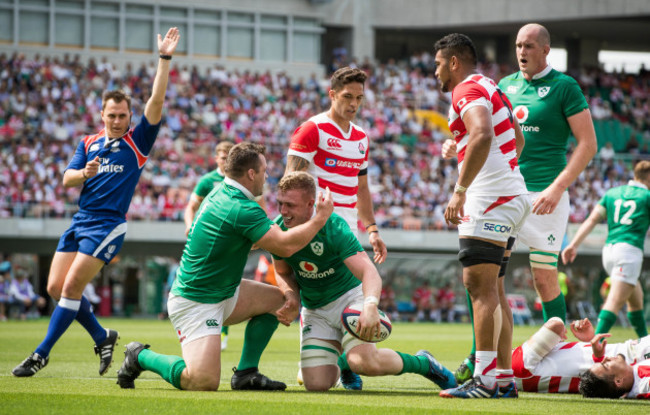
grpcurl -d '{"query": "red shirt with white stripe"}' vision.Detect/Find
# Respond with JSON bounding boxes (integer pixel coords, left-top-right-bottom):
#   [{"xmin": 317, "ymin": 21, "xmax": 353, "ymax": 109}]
[
  {"xmin": 448, "ymin": 74, "xmax": 527, "ymax": 196},
  {"xmin": 288, "ymin": 112, "xmax": 369, "ymax": 229},
  {"xmin": 513, "ymin": 336, "xmax": 650, "ymax": 393}
]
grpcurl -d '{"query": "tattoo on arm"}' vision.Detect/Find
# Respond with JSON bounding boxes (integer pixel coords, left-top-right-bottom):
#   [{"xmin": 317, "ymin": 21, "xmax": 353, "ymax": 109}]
[{"xmin": 286, "ymin": 155, "xmax": 310, "ymax": 173}]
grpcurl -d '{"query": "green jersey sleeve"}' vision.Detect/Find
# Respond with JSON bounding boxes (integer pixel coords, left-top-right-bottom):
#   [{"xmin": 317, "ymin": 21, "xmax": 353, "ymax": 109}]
[
  {"xmin": 561, "ymin": 77, "xmax": 589, "ymax": 119},
  {"xmin": 235, "ymin": 202, "xmax": 273, "ymax": 243}
]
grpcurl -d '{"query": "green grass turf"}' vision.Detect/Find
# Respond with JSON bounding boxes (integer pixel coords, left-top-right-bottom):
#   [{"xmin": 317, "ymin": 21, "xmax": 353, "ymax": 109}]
[{"xmin": 0, "ymin": 318, "xmax": 645, "ymax": 414}]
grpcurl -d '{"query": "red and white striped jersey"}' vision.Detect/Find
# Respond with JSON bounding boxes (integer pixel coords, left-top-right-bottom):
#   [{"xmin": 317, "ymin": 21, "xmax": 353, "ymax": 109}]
[
  {"xmin": 288, "ymin": 112, "xmax": 369, "ymax": 229},
  {"xmin": 628, "ymin": 360, "xmax": 650, "ymax": 399},
  {"xmin": 513, "ymin": 336, "xmax": 650, "ymax": 393},
  {"xmin": 448, "ymin": 74, "xmax": 527, "ymax": 196}
]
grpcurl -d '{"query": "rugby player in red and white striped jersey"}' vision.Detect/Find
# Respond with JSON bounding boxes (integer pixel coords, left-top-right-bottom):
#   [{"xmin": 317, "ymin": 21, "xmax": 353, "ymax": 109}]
[
  {"xmin": 285, "ymin": 67, "xmax": 386, "ymax": 265},
  {"xmin": 513, "ymin": 317, "xmax": 650, "ymax": 394},
  {"xmin": 435, "ymin": 33, "xmax": 531, "ymax": 399}
]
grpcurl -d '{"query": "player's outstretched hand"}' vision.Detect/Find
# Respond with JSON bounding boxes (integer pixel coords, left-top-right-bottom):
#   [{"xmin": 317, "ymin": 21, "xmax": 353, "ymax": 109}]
[
  {"xmin": 442, "ymin": 138, "xmax": 457, "ymax": 159},
  {"xmin": 158, "ymin": 27, "xmax": 180, "ymax": 56},
  {"xmin": 590, "ymin": 332, "xmax": 611, "ymax": 359},
  {"xmin": 315, "ymin": 187, "xmax": 333, "ymax": 219},
  {"xmin": 570, "ymin": 317, "xmax": 594, "ymax": 342}
]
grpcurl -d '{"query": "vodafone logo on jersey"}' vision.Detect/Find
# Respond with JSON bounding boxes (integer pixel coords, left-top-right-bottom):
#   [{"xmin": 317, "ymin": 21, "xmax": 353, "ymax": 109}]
[
  {"xmin": 299, "ymin": 261, "xmax": 319, "ymax": 274},
  {"xmin": 513, "ymin": 105, "xmax": 529, "ymax": 123},
  {"xmin": 327, "ymin": 138, "xmax": 342, "ymax": 149},
  {"xmin": 325, "ymin": 158, "xmax": 337, "ymax": 167}
]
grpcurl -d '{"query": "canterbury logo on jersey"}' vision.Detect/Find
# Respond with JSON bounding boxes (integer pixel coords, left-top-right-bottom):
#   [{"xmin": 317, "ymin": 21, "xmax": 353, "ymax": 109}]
[
  {"xmin": 205, "ymin": 319, "xmax": 220, "ymax": 328},
  {"xmin": 327, "ymin": 138, "xmax": 342, "ymax": 149}
]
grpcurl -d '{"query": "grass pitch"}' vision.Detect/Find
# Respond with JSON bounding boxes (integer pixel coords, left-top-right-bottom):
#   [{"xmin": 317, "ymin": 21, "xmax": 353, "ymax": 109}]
[{"xmin": 0, "ymin": 318, "xmax": 643, "ymax": 414}]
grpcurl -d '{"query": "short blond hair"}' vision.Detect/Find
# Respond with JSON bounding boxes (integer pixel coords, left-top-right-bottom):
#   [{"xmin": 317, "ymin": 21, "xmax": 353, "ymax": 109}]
[
  {"xmin": 634, "ymin": 160, "xmax": 650, "ymax": 182},
  {"xmin": 216, "ymin": 141, "xmax": 234, "ymax": 155},
  {"xmin": 277, "ymin": 172, "xmax": 316, "ymax": 198}
]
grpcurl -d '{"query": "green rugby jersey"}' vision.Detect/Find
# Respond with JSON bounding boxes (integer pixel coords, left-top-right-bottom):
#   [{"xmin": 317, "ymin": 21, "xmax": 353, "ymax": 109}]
[
  {"xmin": 193, "ymin": 168, "xmax": 225, "ymax": 198},
  {"xmin": 273, "ymin": 213, "xmax": 362, "ymax": 309},
  {"xmin": 172, "ymin": 178, "xmax": 273, "ymax": 303},
  {"xmin": 599, "ymin": 181, "xmax": 650, "ymax": 250},
  {"xmin": 498, "ymin": 66, "xmax": 589, "ymax": 191}
]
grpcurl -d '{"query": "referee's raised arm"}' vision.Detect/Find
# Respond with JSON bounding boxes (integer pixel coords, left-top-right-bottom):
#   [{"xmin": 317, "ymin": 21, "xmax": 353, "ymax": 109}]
[{"xmin": 144, "ymin": 27, "xmax": 180, "ymax": 125}]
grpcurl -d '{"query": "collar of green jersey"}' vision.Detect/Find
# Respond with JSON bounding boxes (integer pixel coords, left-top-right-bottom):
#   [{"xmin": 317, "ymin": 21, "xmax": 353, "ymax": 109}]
[{"xmin": 223, "ymin": 177, "xmax": 256, "ymax": 200}]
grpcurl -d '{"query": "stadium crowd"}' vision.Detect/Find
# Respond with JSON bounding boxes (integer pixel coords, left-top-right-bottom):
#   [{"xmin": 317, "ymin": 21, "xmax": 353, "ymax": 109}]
[{"xmin": 1, "ymin": 51, "xmax": 649, "ymax": 230}]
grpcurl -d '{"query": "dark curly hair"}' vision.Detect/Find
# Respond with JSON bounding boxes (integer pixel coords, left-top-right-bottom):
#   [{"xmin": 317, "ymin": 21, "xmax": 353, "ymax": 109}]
[{"xmin": 579, "ymin": 370, "xmax": 626, "ymax": 399}]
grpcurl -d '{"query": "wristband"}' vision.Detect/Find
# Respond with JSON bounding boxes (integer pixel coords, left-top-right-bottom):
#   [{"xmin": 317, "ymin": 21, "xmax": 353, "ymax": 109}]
[
  {"xmin": 159, "ymin": 54, "xmax": 172, "ymax": 60},
  {"xmin": 366, "ymin": 222, "xmax": 379, "ymax": 234},
  {"xmin": 364, "ymin": 296, "xmax": 379, "ymax": 306},
  {"xmin": 454, "ymin": 183, "xmax": 467, "ymax": 193}
]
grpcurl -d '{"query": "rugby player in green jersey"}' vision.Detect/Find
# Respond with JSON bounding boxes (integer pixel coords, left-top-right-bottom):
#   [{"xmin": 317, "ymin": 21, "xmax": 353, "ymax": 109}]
[
  {"xmin": 448, "ymin": 23, "xmax": 597, "ymax": 383},
  {"xmin": 562, "ymin": 161, "xmax": 650, "ymax": 338},
  {"xmin": 271, "ymin": 172, "xmax": 456, "ymax": 391},
  {"xmin": 183, "ymin": 140, "xmax": 233, "ymax": 237},
  {"xmin": 116, "ymin": 143, "xmax": 334, "ymax": 392},
  {"xmin": 183, "ymin": 140, "xmax": 234, "ymax": 351}
]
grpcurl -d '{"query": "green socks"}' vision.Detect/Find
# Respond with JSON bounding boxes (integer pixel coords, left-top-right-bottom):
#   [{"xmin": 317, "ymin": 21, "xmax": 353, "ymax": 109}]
[
  {"xmin": 338, "ymin": 353, "xmax": 351, "ymax": 371},
  {"xmin": 595, "ymin": 309, "xmax": 617, "ymax": 334},
  {"xmin": 466, "ymin": 290, "xmax": 476, "ymax": 355},
  {"xmin": 237, "ymin": 313, "xmax": 279, "ymax": 370},
  {"xmin": 138, "ymin": 348, "xmax": 186, "ymax": 390},
  {"xmin": 542, "ymin": 293, "xmax": 566, "ymax": 322},
  {"xmin": 222, "ymin": 326, "xmax": 229, "ymax": 336},
  {"xmin": 397, "ymin": 352, "xmax": 430, "ymax": 376},
  {"xmin": 628, "ymin": 310, "xmax": 648, "ymax": 338}
]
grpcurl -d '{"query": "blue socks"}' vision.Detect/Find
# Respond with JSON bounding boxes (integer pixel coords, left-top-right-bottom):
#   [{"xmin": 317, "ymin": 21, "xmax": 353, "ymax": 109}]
[
  {"xmin": 35, "ymin": 297, "xmax": 81, "ymax": 358},
  {"xmin": 75, "ymin": 296, "xmax": 107, "ymax": 345}
]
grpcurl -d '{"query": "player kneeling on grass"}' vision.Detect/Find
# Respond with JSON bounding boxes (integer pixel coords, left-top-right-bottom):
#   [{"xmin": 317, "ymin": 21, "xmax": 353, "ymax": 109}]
[
  {"xmin": 115, "ymin": 143, "xmax": 334, "ymax": 392},
  {"xmin": 271, "ymin": 172, "xmax": 457, "ymax": 392}
]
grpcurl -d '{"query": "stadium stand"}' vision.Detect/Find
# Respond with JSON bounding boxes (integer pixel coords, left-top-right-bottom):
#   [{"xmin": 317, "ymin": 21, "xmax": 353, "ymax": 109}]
[{"xmin": 0, "ymin": 52, "xmax": 649, "ymax": 233}]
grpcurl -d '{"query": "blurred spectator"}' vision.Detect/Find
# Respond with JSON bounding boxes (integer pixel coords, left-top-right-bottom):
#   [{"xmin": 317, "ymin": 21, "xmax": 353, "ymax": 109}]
[
  {"xmin": 599, "ymin": 141, "xmax": 615, "ymax": 161},
  {"xmin": 0, "ymin": 263, "xmax": 10, "ymax": 321},
  {"xmin": 432, "ymin": 281, "xmax": 456, "ymax": 323},
  {"xmin": 380, "ymin": 282, "xmax": 399, "ymax": 321},
  {"xmin": 8, "ymin": 267, "xmax": 46, "ymax": 320},
  {"xmin": 412, "ymin": 280, "xmax": 434, "ymax": 322}
]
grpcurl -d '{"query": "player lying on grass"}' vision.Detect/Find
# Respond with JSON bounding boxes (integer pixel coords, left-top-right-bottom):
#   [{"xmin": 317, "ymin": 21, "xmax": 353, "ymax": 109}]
[
  {"xmin": 513, "ymin": 317, "xmax": 650, "ymax": 393},
  {"xmin": 270, "ymin": 172, "xmax": 457, "ymax": 391}
]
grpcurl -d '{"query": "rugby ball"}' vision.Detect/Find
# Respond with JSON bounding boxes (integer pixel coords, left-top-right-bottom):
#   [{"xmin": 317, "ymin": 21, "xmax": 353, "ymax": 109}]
[{"xmin": 341, "ymin": 303, "xmax": 392, "ymax": 343}]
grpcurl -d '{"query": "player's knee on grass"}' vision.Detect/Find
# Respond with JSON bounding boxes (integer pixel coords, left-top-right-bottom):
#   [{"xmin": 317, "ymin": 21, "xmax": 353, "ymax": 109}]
[
  {"xmin": 186, "ymin": 371, "xmax": 220, "ymax": 391},
  {"xmin": 301, "ymin": 339, "xmax": 340, "ymax": 390},
  {"xmin": 346, "ymin": 345, "xmax": 383, "ymax": 376}
]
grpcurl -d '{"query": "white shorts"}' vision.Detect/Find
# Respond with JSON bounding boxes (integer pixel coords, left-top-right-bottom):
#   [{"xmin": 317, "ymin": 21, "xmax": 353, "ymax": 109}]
[
  {"xmin": 300, "ymin": 285, "xmax": 369, "ymax": 356},
  {"xmin": 602, "ymin": 243, "xmax": 644, "ymax": 286},
  {"xmin": 167, "ymin": 287, "xmax": 239, "ymax": 347},
  {"xmin": 517, "ymin": 191, "xmax": 570, "ymax": 251},
  {"xmin": 458, "ymin": 194, "xmax": 531, "ymax": 243},
  {"xmin": 334, "ymin": 206, "xmax": 358, "ymax": 237}
]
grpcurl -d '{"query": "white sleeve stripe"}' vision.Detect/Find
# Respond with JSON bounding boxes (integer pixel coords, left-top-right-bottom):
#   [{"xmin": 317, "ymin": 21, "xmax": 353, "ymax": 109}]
[
  {"xmin": 287, "ymin": 149, "xmax": 317, "ymax": 162},
  {"xmin": 459, "ymin": 97, "xmax": 489, "ymax": 119}
]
